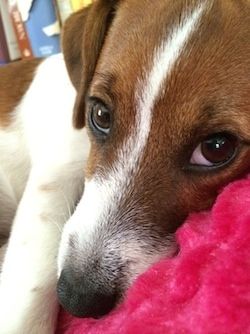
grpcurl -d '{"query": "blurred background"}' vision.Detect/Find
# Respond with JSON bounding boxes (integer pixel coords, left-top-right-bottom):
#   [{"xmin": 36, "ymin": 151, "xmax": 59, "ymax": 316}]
[{"xmin": 0, "ymin": 0, "xmax": 92, "ymax": 65}]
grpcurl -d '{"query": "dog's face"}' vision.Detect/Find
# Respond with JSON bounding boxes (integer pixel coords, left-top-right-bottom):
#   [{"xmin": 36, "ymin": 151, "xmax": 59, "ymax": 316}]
[{"xmin": 57, "ymin": 0, "xmax": 250, "ymax": 318}]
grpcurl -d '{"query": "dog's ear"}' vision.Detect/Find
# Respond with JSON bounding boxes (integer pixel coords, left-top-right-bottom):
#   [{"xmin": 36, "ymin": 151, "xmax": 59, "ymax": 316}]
[
  {"xmin": 62, "ymin": 1, "xmax": 119, "ymax": 129},
  {"xmin": 62, "ymin": 7, "xmax": 90, "ymax": 90}
]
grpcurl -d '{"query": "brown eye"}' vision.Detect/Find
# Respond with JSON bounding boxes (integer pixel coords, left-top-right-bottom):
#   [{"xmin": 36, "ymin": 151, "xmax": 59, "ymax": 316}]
[
  {"xmin": 90, "ymin": 103, "xmax": 111, "ymax": 135},
  {"xmin": 190, "ymin": 133, "xmax": 238, "ymax": 167}
]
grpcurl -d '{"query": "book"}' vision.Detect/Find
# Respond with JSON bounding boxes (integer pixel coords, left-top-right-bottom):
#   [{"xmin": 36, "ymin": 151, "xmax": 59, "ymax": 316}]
[
  {"xmin": 71, "ymin": 0, "xmax": 92, "ymax": 11},
  {"xmin": 7, "ymin": 1, "xmax": 33, "ymax": 59},
  {"xmin": 17, "ymin": 0, "xmax": 61, "ymax": 58},
  {"xmin": 56, "ymin": 0, "xmax": 73, "ymax": 24},
  {"xmin": 0, "ymin": 0, "xmax": 21, "ymax": 61},
  {"xmin": 0, "ymin": 11, "xmax": 9, "ymax": 65},
  {"xmin": 7, "ymin": 0, "xmax": 61, "ymax": 59}
]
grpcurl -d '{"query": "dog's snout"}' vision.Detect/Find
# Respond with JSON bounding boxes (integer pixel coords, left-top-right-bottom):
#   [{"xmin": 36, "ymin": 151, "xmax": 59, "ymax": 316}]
[{"xmin": 57, "ymin": 269, "xmax": 119, "ymax": 318}]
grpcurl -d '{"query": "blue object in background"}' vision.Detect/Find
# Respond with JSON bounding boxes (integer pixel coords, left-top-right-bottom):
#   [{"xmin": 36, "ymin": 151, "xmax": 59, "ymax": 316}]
[{"xmin": 25, "ymin": 0, "xmax": 61, "ymax": 58}]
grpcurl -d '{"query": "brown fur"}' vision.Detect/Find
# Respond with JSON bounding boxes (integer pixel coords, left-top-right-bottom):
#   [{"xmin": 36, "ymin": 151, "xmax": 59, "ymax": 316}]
[
  {"xmin": 63, "ymin": 0, "xmax": 250, "ymax": 234},
  {"xmin": 0, "ymin": 59, "xmax": 41, "ymax": 127}
]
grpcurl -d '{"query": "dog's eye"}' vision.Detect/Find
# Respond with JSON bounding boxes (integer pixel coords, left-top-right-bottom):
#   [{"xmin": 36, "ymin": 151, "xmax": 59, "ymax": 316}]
[
  {"xmin": 190, "ymin": 133, "xmax": 238, "ymax": 167},
  {"xmin": 90, "ymin": 102, "xmax": 111, "ymax": 135}
]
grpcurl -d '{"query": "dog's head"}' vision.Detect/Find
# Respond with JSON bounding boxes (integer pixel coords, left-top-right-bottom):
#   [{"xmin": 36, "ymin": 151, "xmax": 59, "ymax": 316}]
[{"xmin": 57, "ymin": 0, "xmax": 250, "ymax": 318}]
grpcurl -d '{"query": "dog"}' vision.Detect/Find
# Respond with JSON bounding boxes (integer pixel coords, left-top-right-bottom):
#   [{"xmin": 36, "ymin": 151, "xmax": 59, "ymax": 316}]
[{"xmin": 0, "ymin": 0, "xmax": 249, "ymax": 333}]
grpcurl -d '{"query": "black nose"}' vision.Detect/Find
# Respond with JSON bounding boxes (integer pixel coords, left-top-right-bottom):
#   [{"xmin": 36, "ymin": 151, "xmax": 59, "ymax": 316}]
[{"xmin": 57, "ymin": 269, "xmax": 119, "ymax": 318}]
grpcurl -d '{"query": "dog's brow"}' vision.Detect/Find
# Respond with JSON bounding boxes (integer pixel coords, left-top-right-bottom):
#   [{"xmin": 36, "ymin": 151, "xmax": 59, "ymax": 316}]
[
  {"xmin": 94, "ymin": 71, "xmax": 116, "ymax": 89},
  {"xmin": 90, "ymin": 71, "xmax": 117, "ymax": 104}
]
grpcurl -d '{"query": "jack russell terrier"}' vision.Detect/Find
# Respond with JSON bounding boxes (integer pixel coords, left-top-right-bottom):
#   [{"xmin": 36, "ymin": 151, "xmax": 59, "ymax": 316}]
[{"xmin": 0, "ymin": 0, "xmax": 249, "ymax": 333}]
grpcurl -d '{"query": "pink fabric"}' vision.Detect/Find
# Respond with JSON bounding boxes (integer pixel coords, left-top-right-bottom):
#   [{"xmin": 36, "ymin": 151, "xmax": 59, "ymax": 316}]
[{"xmin": 57, "ymin": 176, "xmax": 250, "ymax": 334}]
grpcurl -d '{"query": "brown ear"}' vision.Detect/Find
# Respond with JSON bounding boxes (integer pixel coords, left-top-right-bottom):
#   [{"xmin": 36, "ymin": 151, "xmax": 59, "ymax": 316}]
[
  {"xmin": 62, "ymin": 1, "xmax": 119, "ymax": 129},
  {"xmin": 62, "ymin": 7, "xmax": 90, "ymax": 89}
]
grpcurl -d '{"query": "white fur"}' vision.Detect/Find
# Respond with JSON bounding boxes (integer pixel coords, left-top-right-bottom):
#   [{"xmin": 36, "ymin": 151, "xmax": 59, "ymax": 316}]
[
  {"xmin": 0, "ymin": 115, "xmax": 30, "ymax": 203},
  {"xmin": 0, "ymin": 54, "xmax": 90, "ymax": 334},
  {"xmin": 58, "ymin": 2, "xmax": 206, "ymax": 273}
]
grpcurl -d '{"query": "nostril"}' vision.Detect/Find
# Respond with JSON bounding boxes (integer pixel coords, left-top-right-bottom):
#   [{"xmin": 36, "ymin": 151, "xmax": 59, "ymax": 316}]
[{"xmin": 57, "ymin": 269, "xmax": 119, "ymax": 318}]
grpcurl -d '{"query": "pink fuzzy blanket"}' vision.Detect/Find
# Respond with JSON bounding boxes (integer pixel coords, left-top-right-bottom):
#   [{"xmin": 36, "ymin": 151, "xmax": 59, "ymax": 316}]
[{"xmin": 57, "ymin": 176, "xmax": 250, "ymax": 334}]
